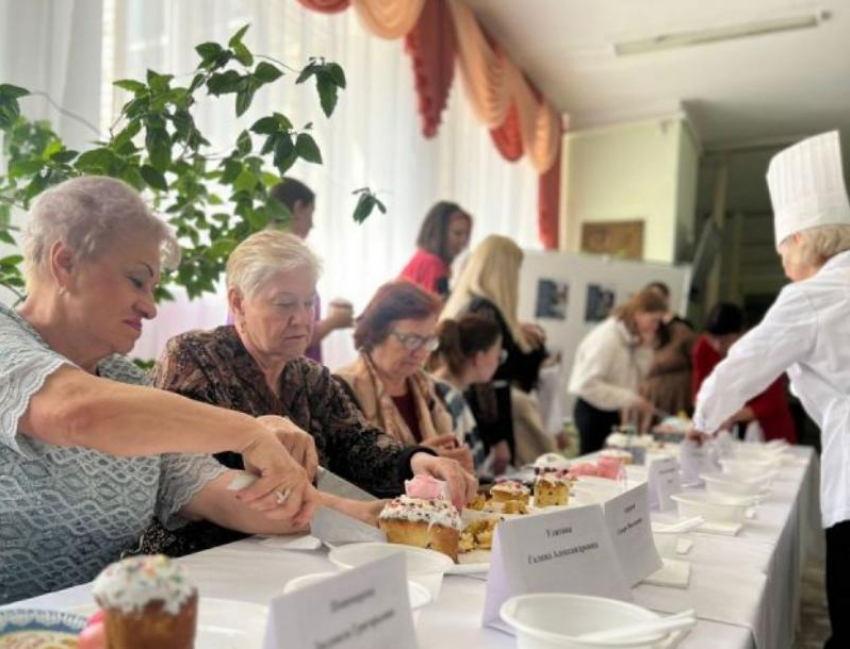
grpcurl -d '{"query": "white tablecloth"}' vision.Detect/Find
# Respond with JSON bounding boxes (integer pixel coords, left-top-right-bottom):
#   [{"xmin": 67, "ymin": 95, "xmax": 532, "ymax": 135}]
[{"xmin": 4, "ymin": 447, "xmax": 821, "ymax": 649}]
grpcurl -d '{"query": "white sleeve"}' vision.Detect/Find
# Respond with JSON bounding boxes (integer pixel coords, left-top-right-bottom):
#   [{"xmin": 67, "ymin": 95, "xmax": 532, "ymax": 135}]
[
  {"xmin": 693, "ymin": 285, "xmax": 817, "ymax": 433},
  {"xmin": 569, "ymin": 328, "xmax": 638, "ymax": 411}
]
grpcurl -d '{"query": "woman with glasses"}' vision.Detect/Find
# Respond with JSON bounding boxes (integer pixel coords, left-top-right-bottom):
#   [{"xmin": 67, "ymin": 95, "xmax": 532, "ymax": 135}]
[
  {"xmin": 145, "ymin": 232, "xmax": 476, "ymax": 556},
  {"xmin": 335, "ymin": 281, "xmax": 476, "ymax": 472},
  {"xmin": 428, "ymin": 314, "xmax": 504, "ymax": 474}
]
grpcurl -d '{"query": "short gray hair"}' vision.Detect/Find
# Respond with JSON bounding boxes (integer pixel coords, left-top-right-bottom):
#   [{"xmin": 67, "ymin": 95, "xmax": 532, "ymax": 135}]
[
  {"xmin": 24, "ymin": 176, "xmax": 180, "ymax": 287},
  {"xmin": 225, "ymin": 229, "xmax": 321, "ymax": 298},
  {"xmin": 780, "ymin": 224, "xmax": 850, "ymax": 268}
]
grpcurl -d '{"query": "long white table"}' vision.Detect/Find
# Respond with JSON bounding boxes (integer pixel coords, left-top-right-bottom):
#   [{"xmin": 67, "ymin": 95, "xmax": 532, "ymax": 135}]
[{"xmin": 5, "ymin": 446, "xmax": 822, "ymax": 649}]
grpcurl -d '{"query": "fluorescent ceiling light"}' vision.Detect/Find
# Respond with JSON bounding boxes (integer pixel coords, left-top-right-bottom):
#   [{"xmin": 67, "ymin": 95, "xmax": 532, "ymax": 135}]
[{"xmin": 614, "ymin": 13, "xmax": 822, "ymax": 56}]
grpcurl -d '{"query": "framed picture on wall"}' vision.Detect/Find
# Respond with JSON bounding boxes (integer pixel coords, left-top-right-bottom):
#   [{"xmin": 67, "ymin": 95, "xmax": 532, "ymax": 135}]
[
  {"xmin": 535, "ymin": 278, "xmax": 569, "ymax": 320},
  {"xmin": 585, "ymin": 284, "xmax": 616, "ymax": 322},
  {"xmin": 581, "ymin": 220, "xmax": 644, "ymax": 260}
]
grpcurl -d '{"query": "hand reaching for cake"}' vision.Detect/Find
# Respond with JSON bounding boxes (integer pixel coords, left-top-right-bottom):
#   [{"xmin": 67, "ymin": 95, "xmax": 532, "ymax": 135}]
[
  {"xmin": 237, "ymin": 427, "xmax": 312, "ymax": 523},
  {"xmin": 421, "ymin": 433, "xmax": 474, "ymax": 472},
  {"xmin": 256, "ymin": 414, "xmax": 319, "ymax": 480},
  {"xmin": 409, "ymin": 453, "xmax": 478, "ymax": 509}
]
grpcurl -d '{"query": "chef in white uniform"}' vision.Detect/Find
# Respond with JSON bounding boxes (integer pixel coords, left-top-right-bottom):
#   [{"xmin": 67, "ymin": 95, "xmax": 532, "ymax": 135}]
[{"xmin": 692, "ymin": 131, "xmax": 850, "ymax": 649}]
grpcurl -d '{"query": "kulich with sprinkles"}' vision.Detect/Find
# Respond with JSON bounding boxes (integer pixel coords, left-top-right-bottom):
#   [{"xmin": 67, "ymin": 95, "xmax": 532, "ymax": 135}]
[
  {"xmin": 378, "ymin": 496, "xmax": 462, "ymax": 562},
  {"xmin": 490, "ymin": 479, "xmax": 530, "ymax": 505},
  {"xmin": 93, "ymin": 555, "xmax": 198, "ymax": 649}
]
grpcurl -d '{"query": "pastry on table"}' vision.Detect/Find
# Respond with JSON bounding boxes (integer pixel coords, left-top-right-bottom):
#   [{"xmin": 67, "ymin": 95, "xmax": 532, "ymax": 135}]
[
  {"xmin": 92, "ymin": 554, "xmax": 197, "ymax": 649},
  {"xmin": 378, "ymin": 496, "xmax": 462, "ymax": 562},
  {"xmin": 459, "ymin": 518, "xmax": 498, "ymax": 553},
  {"xmin": 490, "ymin": 480, "xmax": 530, "ymax": 505},
  {"xmin": 533, "ymin": 471, "xmax": 571, "ymax": 507}
]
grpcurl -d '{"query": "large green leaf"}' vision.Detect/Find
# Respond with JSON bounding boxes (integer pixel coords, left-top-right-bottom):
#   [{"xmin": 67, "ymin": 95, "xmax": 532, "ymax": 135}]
[
  {"xmin": 296, "ymin": 133, "xmax": 322, "ymax": 164},
  {"xmin": 253, "ymin": 62, "xmax": 283, "ymax": 84}
]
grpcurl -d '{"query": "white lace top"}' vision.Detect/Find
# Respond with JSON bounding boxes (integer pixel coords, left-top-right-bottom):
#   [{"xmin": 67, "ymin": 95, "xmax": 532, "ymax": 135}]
[{"xmin": 0, "ymin": 304, "xmax": 226, "ymax": 604}]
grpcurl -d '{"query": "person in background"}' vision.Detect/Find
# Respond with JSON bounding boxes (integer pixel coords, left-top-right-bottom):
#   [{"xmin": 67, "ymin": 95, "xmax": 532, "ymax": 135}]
[
  {"xmin": 400, "ymin": 201, "xmax": 473, "ymax": 299},
  {"xmin": 428, "ymin": 314, "xmax": 504, "ymax": 474},
  {"xmin": 691, "ymin": 303, "xmax": 796, "ymax": 444},
  {"xmin": 0, "ymin": 177, "xmax": 377, "ymax": 604},
  {"xmin": 335, "ymin": 281, "xmax": 476, "ymax": 473},
  {"xmin": 640, "ymin": 281, "xmax": 697, "ymax": 416},
  {"xmin": 568, "ymin": 288, "xmax": 666, "ymax": 453},
  {"xmin": 690, "ymin": 131, "xmax": 850, "ymax": 647},
  {"xmin": 269, "ymin": 178, "xmax": 353, "ymax": 363},
  {"xmin": 441, "ymin": 235, "xmax": 553, "ymax": 471}
]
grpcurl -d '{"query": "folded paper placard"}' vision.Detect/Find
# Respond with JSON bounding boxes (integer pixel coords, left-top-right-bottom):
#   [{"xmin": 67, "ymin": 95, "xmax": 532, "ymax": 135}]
[{"xmin": 264, "ymin": 553, "xmax": 417, "ymax": 649}]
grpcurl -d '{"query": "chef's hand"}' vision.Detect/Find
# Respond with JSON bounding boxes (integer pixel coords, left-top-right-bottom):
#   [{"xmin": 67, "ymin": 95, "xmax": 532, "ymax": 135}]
[
  {"xmin": 256, "ymin": 415, "xmax": 319, "ymax": 481},
  {"xmin": 685, "ymin": 429, "xmax": 710, "ymax": 446},
  {"xmin": 410, "ymin": 453, "xmax": 478, "ymax": 509}
]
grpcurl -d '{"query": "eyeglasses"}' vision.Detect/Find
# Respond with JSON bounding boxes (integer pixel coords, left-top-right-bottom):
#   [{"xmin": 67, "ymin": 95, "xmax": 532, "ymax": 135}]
[{"xmin": 391, "ymin": 330, "xmax": 440, "ymax": 353}]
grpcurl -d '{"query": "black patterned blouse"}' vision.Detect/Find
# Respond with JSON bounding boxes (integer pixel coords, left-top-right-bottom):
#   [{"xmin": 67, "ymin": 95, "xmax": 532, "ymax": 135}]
[{"xmin": 136, "ymin": 325, "xmax": 425, "ymax": 557}]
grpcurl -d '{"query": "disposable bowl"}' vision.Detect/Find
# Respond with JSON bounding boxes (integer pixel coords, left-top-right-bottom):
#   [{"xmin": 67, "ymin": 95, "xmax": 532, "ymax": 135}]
[
  {"xmin": 328, "ymin": 542, "xmax": 453, "ymax": 600},
  {"xmin": 500, "ymin": 593, "xmax": 669, "ymax": 648},
  {"xmin": 670, "ymin": 492, "xmax": 752, "ymax": 525},
  {"xmin": 700, "ymin": 472, "xmax": 769, "ymax": 498}
]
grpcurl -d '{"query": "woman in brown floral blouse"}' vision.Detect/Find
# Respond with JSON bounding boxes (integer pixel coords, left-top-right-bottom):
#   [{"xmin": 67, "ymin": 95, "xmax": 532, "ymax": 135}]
[{"xmin": 139, "ymin": 231, "xmax": 477, "ymax": 556}]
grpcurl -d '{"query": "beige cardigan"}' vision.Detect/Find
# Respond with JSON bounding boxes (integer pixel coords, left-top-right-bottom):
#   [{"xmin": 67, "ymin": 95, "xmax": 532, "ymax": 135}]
[{"xmin": 335, "ymin": 354, "xmax": 454, "ymax": 446}]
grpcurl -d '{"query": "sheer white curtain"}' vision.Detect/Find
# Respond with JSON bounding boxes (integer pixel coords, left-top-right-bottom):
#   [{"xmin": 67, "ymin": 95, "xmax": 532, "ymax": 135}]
[
  {"xmin": 0, "ymin": 0, "xmax": 104, "ymax": 305},
  {"xmin": 108, "ymin": 0, "xmax": 541, "ymax": 366}
]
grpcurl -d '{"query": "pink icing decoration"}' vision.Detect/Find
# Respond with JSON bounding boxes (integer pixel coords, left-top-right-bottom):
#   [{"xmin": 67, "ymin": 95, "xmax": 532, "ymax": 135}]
[
  {"xmin": 405, "ymin": 474, "xmax": 448, "ymax": 500},
  {"xmin": 568, "ymin": 462, "xmax": 599, "ymax": 478},
  {"xmin": 597, "ymin": 456, "xmax": 624, "ymax": 479}
]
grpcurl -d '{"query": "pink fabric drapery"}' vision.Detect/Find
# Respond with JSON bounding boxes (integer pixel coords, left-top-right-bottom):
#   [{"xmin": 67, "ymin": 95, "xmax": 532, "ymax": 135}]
[
  {"xmin": 353, "ymin": 0, "xmax": 425, "ymax": 39},
  {"xmin": 538, "ymin": 154, "xmax": 561, "ymax": 250},
  {"xmin": 490, "ymin": 101, "xmax": 523, "ymax": 162},
  {"xmin": 404, "ymin": 0, "xmax": 456, "ymax": 138},
  {"xmin": 296, "ymin": 0, "xmax": 350, "ymax": 14},
  {"xmin": 296, "ymin": 0, "xmax": 562, "ymax": 248}
]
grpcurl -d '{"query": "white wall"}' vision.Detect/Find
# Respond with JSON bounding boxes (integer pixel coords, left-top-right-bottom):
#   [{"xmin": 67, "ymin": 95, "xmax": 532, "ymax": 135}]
[{"xmin": 560, "ymin": 116, "xmax": 700, "ymax": 264}]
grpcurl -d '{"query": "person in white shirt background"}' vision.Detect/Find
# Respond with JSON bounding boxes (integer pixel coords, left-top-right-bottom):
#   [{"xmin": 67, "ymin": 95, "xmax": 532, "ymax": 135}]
[
  {"xmin": 568, "ymin": 288, "xmax": 666, "ymax": 453},
  {"xmin": 691, "ymin": 131, "xmax": 850, "ymax": 649}
]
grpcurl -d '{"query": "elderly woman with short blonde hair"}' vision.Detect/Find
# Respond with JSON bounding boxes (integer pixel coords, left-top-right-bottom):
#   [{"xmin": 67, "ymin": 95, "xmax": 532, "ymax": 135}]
[
  {"xmin": 0, "ymin": 176, "xmax": 383, "ymax": 604},
  {"xmin": 150, "ymin": 230, "xmax": 476, "ymax": 538}
]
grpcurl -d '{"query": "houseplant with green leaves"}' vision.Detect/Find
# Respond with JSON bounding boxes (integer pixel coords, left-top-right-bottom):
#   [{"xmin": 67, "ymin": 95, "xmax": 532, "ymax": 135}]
[{"xmin": 0, "ymin": 24, "xmax": 385, "ymax": 304}]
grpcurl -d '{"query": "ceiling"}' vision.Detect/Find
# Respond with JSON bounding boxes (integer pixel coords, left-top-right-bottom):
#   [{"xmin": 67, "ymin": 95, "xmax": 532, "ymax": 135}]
[{"xmin": 464, "ymin": 0, "xmax": 850, "ymax": 213}]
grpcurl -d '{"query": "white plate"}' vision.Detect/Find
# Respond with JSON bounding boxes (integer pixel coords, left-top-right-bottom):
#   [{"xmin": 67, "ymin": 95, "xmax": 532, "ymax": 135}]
[{"xmin": 71, "ymin": 597, "xmax": 267, "ymax": 649}]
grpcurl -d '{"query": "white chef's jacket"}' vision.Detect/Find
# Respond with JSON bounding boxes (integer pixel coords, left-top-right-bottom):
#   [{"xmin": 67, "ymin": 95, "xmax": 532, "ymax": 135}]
[
  {"xmin": 568, "ymin": 317, "xmax": 653, "ymax": 412},
  {"xmin": 694, "ymin": 249, "xmax": 850, "ymax": 528}
]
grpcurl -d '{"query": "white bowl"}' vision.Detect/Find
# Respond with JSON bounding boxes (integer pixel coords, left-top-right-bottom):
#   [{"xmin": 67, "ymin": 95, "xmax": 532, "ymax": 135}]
[
  {"xmin": 500, "ymin": 593, "xmax": 668, "ymax": 648},
  {"xmin": 731, "ymin": 445, "xmax": 787, "ymax": 463},
  {"xmin": 283, "ymin": 572, "xmax": 431, "ymax": 625},
  {"xmin": 700, "ymin": 472, "xmax": 769, "ymax": 498},
  {"xmin": 328, "ymin": 542, "xmax": 453, "ymax": 600},
  {"xmin": 670, "ymin": 492, "xmax": 752, "ymax": 525},
  {"xmin": 719, "ymin": 459, "xmax": 778, "ymax": 482}
]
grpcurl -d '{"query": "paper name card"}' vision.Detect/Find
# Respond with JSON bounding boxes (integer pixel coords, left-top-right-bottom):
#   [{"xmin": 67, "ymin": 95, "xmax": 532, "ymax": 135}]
[
  {"xmin": 603, "ymin": 482, "xmax": 663, "ymax": 586},
  {"xmin": 264, "ymin": 553, "xmax": 417, "ymax": 649},
  {"xmin": 648, "ymin": 456, "xmax": 681, "ymax": 511},
  {"xmin": 482, "ymin": 504, "xmax": 632, "ymax": 633},
  {"xmin": 679, "ymin": 439, "xmax": 714, "ymax": 484}
]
